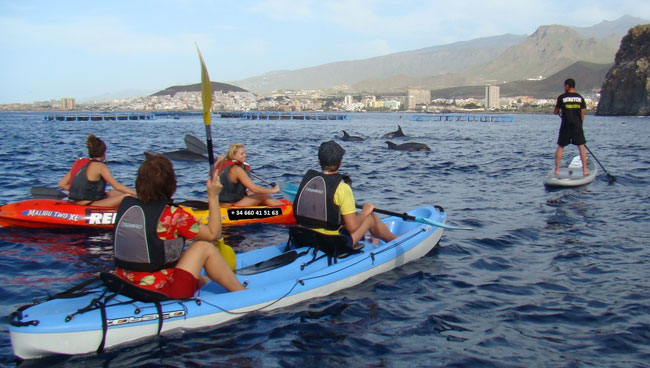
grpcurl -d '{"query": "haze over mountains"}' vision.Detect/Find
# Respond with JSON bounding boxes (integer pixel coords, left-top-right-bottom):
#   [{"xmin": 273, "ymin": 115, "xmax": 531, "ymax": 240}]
[{"xmin": 232, "ymin": 15, "xmax": 648, "ymax": 98}]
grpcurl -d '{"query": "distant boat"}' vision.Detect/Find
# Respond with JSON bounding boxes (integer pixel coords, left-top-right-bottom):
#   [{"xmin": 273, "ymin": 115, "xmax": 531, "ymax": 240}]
[{"xmin": 173, "ymin": 115, "xmax": 180, "ymax": 120}]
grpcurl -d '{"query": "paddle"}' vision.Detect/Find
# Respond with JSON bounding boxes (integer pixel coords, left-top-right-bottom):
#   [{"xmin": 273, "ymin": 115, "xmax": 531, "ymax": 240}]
[
  {"xmin": 196, "ymin": 44, "xmax": 216, "ymax": 177},
  {"xmin": 196, "ymin": 44, "xmax": 236, "ymax": 269},
  {"xmin": 160, "ymin": 149, "xmax": 207, "ymax": 162},
  {"xmin": 279, "ymin": 181, "xmax": 298, "ymax": 201},
  {"xmin": 282, "ymin": 181, "xmax": 470, "ymax": 230},
  {"xmin": 355, "ymin": 204, "xmax": 472, "ymax": 230},
  {"xmin": 184, "ymin": 134, "xmax": 208, "ymax": 155},
  {"xmin": 584, "ymin": 145, "xmax": 615, "ymax": 183},
  {"xmin": 235, "ymin": 250, "xmax": 308, "ymax": 275},
  {"xmin": 247, "ymin": 168, "xmax": 276, "ymax": 188},
  {"xmin": 31, "ymin": 186, "xmax": 67, "ymax": 200}
]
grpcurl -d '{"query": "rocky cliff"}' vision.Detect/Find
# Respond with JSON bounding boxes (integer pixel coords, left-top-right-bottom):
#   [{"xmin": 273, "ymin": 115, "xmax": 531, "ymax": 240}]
[{"xmin": 597, "ymin": 24, "xmax": 650, "ymax": 116}]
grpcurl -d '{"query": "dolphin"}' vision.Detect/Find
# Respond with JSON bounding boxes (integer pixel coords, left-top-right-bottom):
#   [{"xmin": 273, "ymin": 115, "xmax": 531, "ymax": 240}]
[
  {"xmin": 385, "ymin": 141, "xmax": 431, "ymax": 151},
  {"xmin": 382, "ymin": 125, "xmax": 406, "ymax": 138},
  {"xmin": 341, "ymin": 130, "xmax": 364, "ymax": 141}
]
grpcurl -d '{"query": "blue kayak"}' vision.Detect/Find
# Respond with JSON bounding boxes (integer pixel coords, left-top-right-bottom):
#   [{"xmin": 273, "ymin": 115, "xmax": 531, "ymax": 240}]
[{"xmin": 10, "ymin": 205, "xmax": 446, "ymax": 359}]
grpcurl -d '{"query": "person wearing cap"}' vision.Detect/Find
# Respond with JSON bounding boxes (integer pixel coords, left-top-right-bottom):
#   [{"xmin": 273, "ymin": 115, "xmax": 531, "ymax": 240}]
[{"xmin": 293, "ymin": 140, "xmax": 397, "ymax": 246}]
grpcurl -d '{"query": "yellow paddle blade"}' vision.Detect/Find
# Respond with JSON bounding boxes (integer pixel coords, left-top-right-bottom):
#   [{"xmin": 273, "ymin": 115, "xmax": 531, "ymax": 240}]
[
  {"xmin": 216, "ymin": 237, "xmax": 236, "ymax": 270},
  {"xmin": 195, "ymin": 43, "xmax": 213, "ymax": 126}
]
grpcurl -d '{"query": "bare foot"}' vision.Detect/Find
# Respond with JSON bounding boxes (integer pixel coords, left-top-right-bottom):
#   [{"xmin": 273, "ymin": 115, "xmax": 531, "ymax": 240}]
[
  {"xmin": 583, "ymin": 171, "xmax": 590, "ymax": 177},
  {"xmin": 554, "ymin": 169, "xmax": 560, "ymax": 176}
]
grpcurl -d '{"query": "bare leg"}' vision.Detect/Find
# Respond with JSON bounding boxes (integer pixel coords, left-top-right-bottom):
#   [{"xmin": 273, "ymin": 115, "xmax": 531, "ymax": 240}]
[
  {"xmin": 175, "ymin": 241, "xmax": 245, "ymax": 291},
  {"xmin": 351, "ymin": 213, "xmax": 398, "ymax": 245},
  {"xmin": 75, "ymin": 191, "xmax": 132, "ymax": 207},
  {"xmin": 554, "ymin": 145, "xmax": 564, "ymax": 176},
  {"xmin": 91, "ymin": 191, "xmax": 132, "ymax": 207},
  {"xmin": 235, "ymin": 193, "xmax": 284, "ymax": 206},
  {"xmin": 578, "ymin": 145, "xmax": 590, "ymax": 176}
]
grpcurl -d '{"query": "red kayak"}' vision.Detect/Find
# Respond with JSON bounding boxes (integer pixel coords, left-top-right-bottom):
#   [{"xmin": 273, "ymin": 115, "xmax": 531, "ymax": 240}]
[
  {"xmin": 0, "ymin": 199, "xmax": 117, "ymax": 229},
  {"xmin": 0, "ymin": 199, "xmax": 295, "ymax": 229}
]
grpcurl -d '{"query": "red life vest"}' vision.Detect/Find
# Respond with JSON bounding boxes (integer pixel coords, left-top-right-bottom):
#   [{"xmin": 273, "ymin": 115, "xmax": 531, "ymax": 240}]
[
  {"xmin": 69, "ymin": 158, "xmax": 90, "ymax": 180},
  {"xmin": 217, "ymin": 160, "xmax": 251, "ymax": 175}
]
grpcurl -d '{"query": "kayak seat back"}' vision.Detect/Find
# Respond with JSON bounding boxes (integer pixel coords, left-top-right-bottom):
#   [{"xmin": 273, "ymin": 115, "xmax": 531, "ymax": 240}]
[
  {"xmin": 100, "ymin": 272, "xmax": 171, "ymax": 303},
  {"xmin": 286, "ymin": 226, "xmax": 363, "ymax": 267}
]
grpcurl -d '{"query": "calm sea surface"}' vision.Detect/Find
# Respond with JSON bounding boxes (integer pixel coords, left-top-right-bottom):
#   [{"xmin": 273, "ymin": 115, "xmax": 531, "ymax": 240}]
[{"xmin": 0, "ymin": 112, "xmax": 649, "ymax": 367}]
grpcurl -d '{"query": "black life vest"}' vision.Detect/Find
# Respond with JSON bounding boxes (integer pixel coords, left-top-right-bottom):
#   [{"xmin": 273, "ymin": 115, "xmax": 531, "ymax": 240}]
[
  {"xmin": 113, "ymin": 196, "xmax": 184, "ymax": 272},
  {"xmin": 218, "ymin": 164, "xmax": 250, "ymax": 203},
  {"xmin": 68, "ymin": 160, "xmax": 107, "ymax": 201},
  {"xmin": 294, "ymin": 169, "xmax": 343, "ymax": 230}
]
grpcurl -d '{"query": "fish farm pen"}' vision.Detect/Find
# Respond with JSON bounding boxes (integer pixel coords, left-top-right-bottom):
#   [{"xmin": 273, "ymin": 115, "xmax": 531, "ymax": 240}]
[
  {"xmin": 219, "ymin": 111, "xmax": 350, "ymax": 121},
  {"xmin": 42, "ymin": 113, "xmax": 156, "ymax": 121},
  {"xmin": 411, "ymin": 114, "xmax": 515, "ymax": 122}
]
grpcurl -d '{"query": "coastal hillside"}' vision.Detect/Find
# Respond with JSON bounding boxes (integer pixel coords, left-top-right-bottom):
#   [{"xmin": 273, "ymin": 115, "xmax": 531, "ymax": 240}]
[
  {"xmin": 233, "ymin": 34, "xmax": 525, "ymax": 94},
  {"xmin": 429, "ymin": 61, "xmax": 612, "ymax": 99},
  {"xmin": 152, "ymin": 82, "xmax": 247, "ymax": 96},
  {"xmin": 353, "ymin": 24, "xmax": 626, "ymax": 92},
  {"xmin": 233, "ymin": 15, "xmax": 647, "ymax": 95}
]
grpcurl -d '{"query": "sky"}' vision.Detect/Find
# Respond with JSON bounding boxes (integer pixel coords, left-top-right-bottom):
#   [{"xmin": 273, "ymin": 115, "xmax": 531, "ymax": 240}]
[{"xmin": 1, "ymin": 0, "xmax": 649, "ymax": 104}]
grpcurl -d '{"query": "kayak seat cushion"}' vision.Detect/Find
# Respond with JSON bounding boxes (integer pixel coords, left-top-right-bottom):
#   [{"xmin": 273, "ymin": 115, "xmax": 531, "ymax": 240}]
[
  {"xmin": 100, "ymin": 271, "xmax": 171, "ymax": 303},
  {"xmin": 286, "ymin": 226, "xmax": 363, "ymax": 266}
]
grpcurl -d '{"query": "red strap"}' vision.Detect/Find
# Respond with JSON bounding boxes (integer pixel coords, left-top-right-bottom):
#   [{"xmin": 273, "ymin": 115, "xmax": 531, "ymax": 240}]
[
  {"xmin": 217, "ymin": 160, "xmax": 251, "ymax": 175},
  {"xmin": 69, "ymin": 158, "xmax": 90, "ymax": 179}
]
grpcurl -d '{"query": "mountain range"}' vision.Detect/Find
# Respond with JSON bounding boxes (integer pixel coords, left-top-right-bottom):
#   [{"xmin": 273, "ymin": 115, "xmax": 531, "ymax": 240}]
[{"xmin": 231, "ymin": 15, "xmax": 648, "ymax": 98}]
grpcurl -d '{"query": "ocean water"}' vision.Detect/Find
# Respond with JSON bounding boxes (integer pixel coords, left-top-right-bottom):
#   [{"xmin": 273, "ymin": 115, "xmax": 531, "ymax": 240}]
[{"xmin": 0, "ymin": 112, "xmax": 649, "ymax": 367}]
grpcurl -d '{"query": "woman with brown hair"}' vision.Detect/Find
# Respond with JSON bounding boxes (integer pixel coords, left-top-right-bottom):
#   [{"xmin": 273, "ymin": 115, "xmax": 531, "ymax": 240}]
[
  {"xmin": 112, "ymin": 153, "xmax": 244, "ymax": 299},
  {"xmin": 58, "ymin": 134, "xmax": 135, "ymax": 207}
]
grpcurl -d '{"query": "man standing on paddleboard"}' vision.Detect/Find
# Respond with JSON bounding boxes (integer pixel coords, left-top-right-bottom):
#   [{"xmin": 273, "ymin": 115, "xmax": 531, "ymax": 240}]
[{"xmin": 553, "ymin": 78, "xmax": 589, "ymax": 177}]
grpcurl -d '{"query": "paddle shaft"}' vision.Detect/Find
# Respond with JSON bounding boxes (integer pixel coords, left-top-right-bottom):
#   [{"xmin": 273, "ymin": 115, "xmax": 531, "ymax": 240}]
[
  {"xmin": 584, "ymin": 144, "xmax": 615, "ymax": 182},
  {"xmin": 355, "ymin": 204, "xmax": 413, "ymax": 221},
  {"xmin": 249, "ymin": 172, "xmax": 275, "ymax": 187},
  {"xmin": 205, "ymin": 125, "xmax": 215, "ymax": 178},
  {"xmin": 355, "ymin": 203, "xmax": 471, "ymax": 230}
]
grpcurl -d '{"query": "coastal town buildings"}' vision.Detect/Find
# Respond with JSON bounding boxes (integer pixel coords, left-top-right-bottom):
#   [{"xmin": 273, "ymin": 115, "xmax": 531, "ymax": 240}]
[{"xmin": 0, "ymin": 88, "xmax": 599, "ymax": 113}]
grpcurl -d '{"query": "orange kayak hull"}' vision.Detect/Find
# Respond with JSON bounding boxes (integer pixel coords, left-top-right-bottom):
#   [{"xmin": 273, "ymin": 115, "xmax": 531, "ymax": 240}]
[{"xmin": 0, "ymin": 199, "xmax": 295, "ymax": 229}]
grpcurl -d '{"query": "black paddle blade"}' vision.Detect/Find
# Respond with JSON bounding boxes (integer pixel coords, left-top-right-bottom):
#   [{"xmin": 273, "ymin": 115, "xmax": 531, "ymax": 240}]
[
  {"xmin": 31, "ymin": 186, "xmax": 67, "ymax": 199},
  {"xmin": 161, "ymin": 149, "xmax": 208, "ymax": 162},
  {"xmin": 607, "ymin": 173, "xmax": 616, "ymax": 183},
  {"xmin": 184, "ymin": 134, "xmax": 208, "ymax": 155},
  {"xmin": 235, "ymin": 250, "xmax": 305, "ymax": 275}
]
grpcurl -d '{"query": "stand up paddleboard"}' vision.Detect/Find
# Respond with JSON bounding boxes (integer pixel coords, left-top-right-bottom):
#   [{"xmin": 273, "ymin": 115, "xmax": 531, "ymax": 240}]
[{"xmin": 544, "ymin": 155, "xmax": 597, "ymax": 187}]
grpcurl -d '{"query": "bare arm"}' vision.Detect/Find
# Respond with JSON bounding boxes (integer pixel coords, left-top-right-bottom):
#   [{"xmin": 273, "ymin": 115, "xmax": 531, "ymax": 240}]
[
  {"xmin": 342, "ymin": 202, "xmax": 374, "ymax": 234},
  {"xmin": 194, "ymin": 173, "xmax": 223, "ymax": 241},
  {"xmin": 58, "ymin": 169, "xmax": 73, "ymax": 190},
  {"xmin": 581, "ymin": 108, "xmax": 585, "ymax": 123},
  {"xmin": 232, "ymin": 166, "xmax": 279, "ymax": 194}
]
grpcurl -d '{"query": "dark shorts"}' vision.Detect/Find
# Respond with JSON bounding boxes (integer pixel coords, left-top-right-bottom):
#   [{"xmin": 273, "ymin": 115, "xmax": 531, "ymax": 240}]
[
  {"xmin": 159, "ymin": 268, "xmax": 199, "ymax": 299},
  {"xmin": 557, "ymin": 124, "xmax": 586, "ymax": 147},
  {"xmin": 340, "ymin": 228, "xmax": 354, "ymax": 247}
]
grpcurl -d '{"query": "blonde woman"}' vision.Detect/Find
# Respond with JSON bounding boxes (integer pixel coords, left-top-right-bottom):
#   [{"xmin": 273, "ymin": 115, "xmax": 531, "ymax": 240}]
[{"xmin": 214, "ymin": 143, "xmax": 282, "ymax": 206}]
